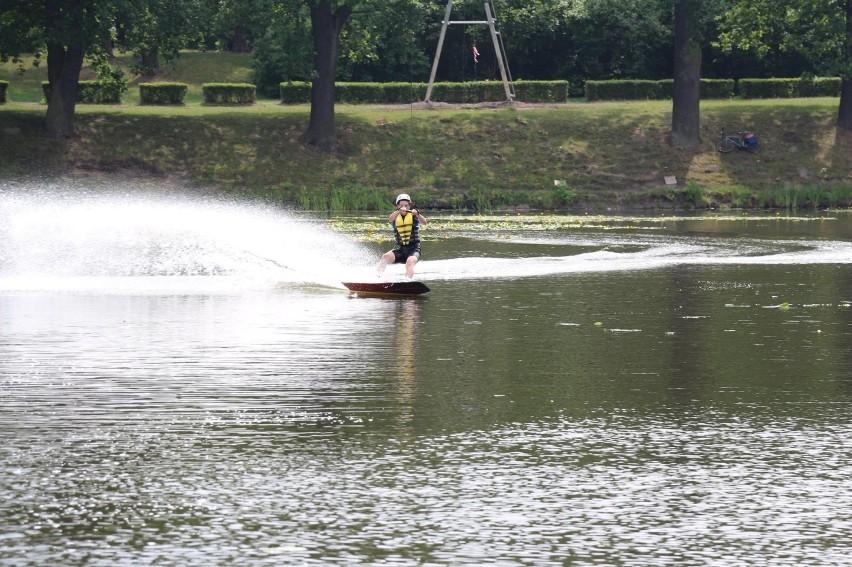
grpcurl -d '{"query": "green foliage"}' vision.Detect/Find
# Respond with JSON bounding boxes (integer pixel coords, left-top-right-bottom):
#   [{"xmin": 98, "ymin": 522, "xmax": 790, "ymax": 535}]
[
  {"xmin": 202, "ymin": 83, "xmax": 256, "ymax": 104},
  {"xmin": 1, "ymin": 96, "xmax": 848, "ymax": 212},
  {"xmin": 279, "ymin": 80, "xmax": 567, "ymax": 104},
  {"xmin": 660, "ymin": 79, "xmax": 735, "ymax": 99},
  {"xmin": 739, "ymin": 77, "xmax": 841, "ymax": 98},
  {"xmin": 93, "ymin": 61, "xmax": 129, "ymax": 98},
  {"xmin": 826, "ymin": 185, "xmax": 852, "ymax": 207},
  {"xmin": 718, "ymin": 0, "xmax": 852, "ymax": 80},
  {"xmin": 430, "ymin": 82, "xmax": 513, "ymax": 103},
  {"xmin": 553, "ymin": 185, "xmax": 578, "ymax": 207},
  {"xmin": 279, "ymin": 81, "xmax": 312, "ymax": 104},
  {"xmin": 117, "ymin": 0, "xmax": 206, "ymax": 76},
  {"xmin": 250, "ymin": 0, "xmax": 314, "ymax": 98},
  {"xmin": 804, "ymin": 186, "xmax": 827, "ymax": 209},
  {"xmin": 587, "ymin": 77, "xmax": 841, "ymax": 101},
  {"xmin": 139, "ymin": 82, "xmax": 188, "ymax": 105},
  {"xmin": 728, "ymin": 185, "xmax": 754, "ymax": 208},
  {"xmin": 39, "ymin": 63, "xmax": 129, "ymax": 105},
  {"xmin": 335, "ymin": 0, "xmax": 432, "ymax": 83},
  {"xmin": 336, "ymin": 82, "xmax": 393, "ymax": 104},
  {"xmin": 585, "ymin": 80, "xmax": 663, "ymax": 100},
  {"xmin": 779, "ymin": 187, "xmax": 803, "ymax": 210},
  {"xmin": 514, "ymin": 80, "xmax": 569, "ymax": 102},
  {"xmin": 757, "ymin": 188, "xmax": 774, "ymax": 208},
  {"xmin": 376, "ymin": 82, "xmax": 421, "ymax": 104},
  {"xmin": 683, "ymin": 182, "xmax": 706, "ymax": 206},
  {"xmin": 466, "ymin": 187, "xmax": 494, "ymax": 213},
  {"xmin": 41, "ymin": 80, "xmax": 124, "ymax": 104},
  {"xmin": 586, "ymin": 79, "xmax": 735, "ymax": 100},
  {"xmin": 0, "ymin": 80, "xmax": 7, "ymax": 103},
  {"xmin": 297, "ymin": 185, "xmax": 387, "ymax": 211}
]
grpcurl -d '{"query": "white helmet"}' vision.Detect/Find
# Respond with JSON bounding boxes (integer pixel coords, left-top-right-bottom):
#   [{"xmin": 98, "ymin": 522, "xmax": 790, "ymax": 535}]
[{"xmin": 395, "ymin": 193, "xmax": 411, "ymax": 205}]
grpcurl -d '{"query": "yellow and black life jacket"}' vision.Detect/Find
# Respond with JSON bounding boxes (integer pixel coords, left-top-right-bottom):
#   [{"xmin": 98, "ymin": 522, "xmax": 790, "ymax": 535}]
[{"xmin": 393, "ymin": 213, "xmax": 419, "ymax": 246}]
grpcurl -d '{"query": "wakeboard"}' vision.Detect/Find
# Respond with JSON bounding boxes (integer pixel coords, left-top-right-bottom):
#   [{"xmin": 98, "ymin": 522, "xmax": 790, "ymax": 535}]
[{"xmin": 342, "ymin": 281, "xmax": 430, "ymax": 296}]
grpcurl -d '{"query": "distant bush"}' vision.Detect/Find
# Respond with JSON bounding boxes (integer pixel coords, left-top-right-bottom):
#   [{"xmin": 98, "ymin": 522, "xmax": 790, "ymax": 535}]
[
  {"xmin": 586, "ymin": 79, "xmax": 734, "ymax": 101},
  {"xmin": 336, "ymin": 82, "xmax": 385, "ymax": 104},
  {"xmin": 656, "ymin": 79, "xmax": 735, "ymax": 99},
  {"xmin": 797, "ymin": 77, "xmax": 841, "ymax": 97},
  {"xmin": 41, "ymin": 80, "xmax": 123, "ymax": 104},
  {"xmin": 202, "ymin": 83, "xmax": 255, "ymax": 104},
  {"xmin": 139, "ymin": 82, "xmax": 188, "ymax": 105},
  {"xmin": 280, "ymin": 80, "xmax": 566, "ymax": 104},
  {"xmin": 380, "ymin": 82, "xmax": 424, "ymax": 103},
  {"xmin": 429, "ymin": 81, "xmax": 511, "ymax": 103},
  {"xmin": 514, "ymin": 80, "xmax": 569, "ymax": 102},
  {"xmin": 279, "ymin": 81, "xmax": 312, "ymax": 104},
  {"xmin": 0, "ymin": 81, "xmax": 8, "ymax": 103},
  {"xmin": 738, "ymin": 77, "xmax": 841, "ymax": 98},
  {"xmin": 739, "ymin": 78, "xmax": 796, "ymax": 99},
  {"xmin": 585, "ymin": 80, "xmax": 660, "ymax": 101}
]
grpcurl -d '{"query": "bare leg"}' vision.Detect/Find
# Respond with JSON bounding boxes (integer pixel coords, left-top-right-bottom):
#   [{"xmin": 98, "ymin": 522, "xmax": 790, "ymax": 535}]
[
  {"xmin": 377, "ymin": 251, "xmax": 395, "ymax": 276},
  {"xmin": 405, "ymin": 256, "xmax": 418, "ymax": 279}
]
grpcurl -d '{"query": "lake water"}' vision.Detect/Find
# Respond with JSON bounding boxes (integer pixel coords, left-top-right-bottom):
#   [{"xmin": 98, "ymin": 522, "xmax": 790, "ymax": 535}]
[{"xmin": 1, "ymin": 184, "xmax": 851, "ymax": 565}]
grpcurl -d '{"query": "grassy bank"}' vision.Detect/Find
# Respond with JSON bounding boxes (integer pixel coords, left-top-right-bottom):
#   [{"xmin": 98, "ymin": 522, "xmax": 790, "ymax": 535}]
[
  {"xmin": 3, "ymin": 50, "xmax": 850, "ymax": 210},
  {"xmin": 0, "ymin": 51, "xmax": 255, "ymax": 105},
  {"xmin": 2, "ymin": 98, "xmax": 851, "ymax": 210}
]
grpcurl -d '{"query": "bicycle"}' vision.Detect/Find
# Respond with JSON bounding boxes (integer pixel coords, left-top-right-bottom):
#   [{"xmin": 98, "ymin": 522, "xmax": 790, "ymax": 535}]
[{"xmin": 716, "ymin": 129, "xmax": 760, "ymax": 153}]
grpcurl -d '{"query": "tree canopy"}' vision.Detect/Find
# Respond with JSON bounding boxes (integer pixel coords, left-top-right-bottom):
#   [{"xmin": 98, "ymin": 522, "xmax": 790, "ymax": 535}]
[
  {"xmin": 3, "ymin": 0, "xmax": 851, "ymax": 142},
  {"xmin": 717, "ymin": 0, "xmax": 852, "ymax": 129}
]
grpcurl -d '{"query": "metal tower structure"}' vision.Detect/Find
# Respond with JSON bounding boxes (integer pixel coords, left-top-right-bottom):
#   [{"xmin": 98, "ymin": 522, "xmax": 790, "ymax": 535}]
[{"xmin": 424, "ymin": 0, "xmax": 514, "ymax": 104}]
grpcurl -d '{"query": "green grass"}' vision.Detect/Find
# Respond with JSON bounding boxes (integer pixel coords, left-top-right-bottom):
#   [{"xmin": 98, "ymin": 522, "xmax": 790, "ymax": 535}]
[
  {"xmin": 0, "ymin": 55, "xmax": 48, "ymax": 103},
  {"xmin": 0, "ymin": 50, "xmax": 256, "ymax": 104},
  {"xmin": 2, "ymin": 50, "xmax": 851, "ymax": 210}
]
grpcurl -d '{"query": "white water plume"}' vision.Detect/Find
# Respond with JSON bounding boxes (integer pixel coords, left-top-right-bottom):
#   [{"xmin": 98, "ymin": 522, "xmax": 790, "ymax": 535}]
[{"xmin": 0, "ymin": 182, "xmax": 375, "ymax": 291}]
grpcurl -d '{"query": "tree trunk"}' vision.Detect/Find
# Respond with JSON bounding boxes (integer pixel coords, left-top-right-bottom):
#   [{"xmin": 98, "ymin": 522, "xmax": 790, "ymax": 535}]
[
  {"xmin": 44, "ymin": 0, "xmax": 86, "ymax": 140},
  {"xmin": 671, "ymin": 0, "xmax": 702, "ymax": 149},
  {"xmin": 839, "ymin": 0, "xmax": 852, "ymax": 131},
  {"xmin": 302, "ymin": 0, "xmax": 352, "ymax": 153},
  {"xmin": 233, "ymin": 24, "xmax": 251, "ymax": 53},
  {"xmin": 140, "ymin": 49, "xmax": 161, "ymax": 77},
  {"xmin": 841, "ymin": 79, "xmax": 852, "ymax": 131}
]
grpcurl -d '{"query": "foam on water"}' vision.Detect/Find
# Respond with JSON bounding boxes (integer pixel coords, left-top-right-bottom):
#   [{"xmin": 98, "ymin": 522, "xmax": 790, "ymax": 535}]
[
  {"xmin": 420, "ymin": 237, "xmax": 852, "ymax": 281},
  {"xmin": 2, "ymin": 182, "xmax": 850, "ymax": 291},
  {"xmin": 0, "ymin": 182, "xmax": 376, "ymax": 292}
]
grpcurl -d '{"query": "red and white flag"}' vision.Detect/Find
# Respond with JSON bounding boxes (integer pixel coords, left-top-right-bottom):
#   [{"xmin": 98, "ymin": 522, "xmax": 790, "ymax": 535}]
[{"xmin": 472, "ymin": 45, "xmax": 480, "ymax": 63}]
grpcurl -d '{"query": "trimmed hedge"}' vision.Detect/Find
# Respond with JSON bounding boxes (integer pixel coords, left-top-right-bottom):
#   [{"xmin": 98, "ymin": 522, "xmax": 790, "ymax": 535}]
[
  {"xmin": 41, "ymin": 80, "xmax": 123, "ymax": 103},
  {"xmin": 658, "ymin": 79, "xmax": 736, "ymax": 99},
  {"xmin": 429, "ymin": 81, "xmax": 514, "ymax": 103},
  {"xmin": 202, "ymin": 83, "xmax": 255, "ymax": 104},
  {"xmin": 0, "ymin": 80, "xmax": 8, "ymax": 103},
  {"xmin": 514, "ymin": 80, "xmax": 569, "ymax": 103},
  {"xmin": 280, "ymin": 80, "xmax": 568, "ymax": 104},
  {"xmin": 280, "ymin": 81, "xmax": 312, "ymax": 104},
  {"xmin": 585, "ymin": 79, "xmax": 735, "ymax": 101},
  {"xmin": 139, "ymin": 82, "xmax": 188, "ymax": 105},
  {"xmin": 739, "ymin": 77, "xmax": 841, "ymax": 98},
  {"xmin": 585, "ymin": 77, "xmax": 839, "ymax": 100},
  {"xmin": 585, "ymin": 80, "xmax": 660, "ymax": 101}
]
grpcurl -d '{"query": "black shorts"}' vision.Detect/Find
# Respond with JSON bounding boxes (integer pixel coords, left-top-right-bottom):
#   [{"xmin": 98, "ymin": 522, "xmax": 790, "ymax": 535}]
[{"xmin": 392, "ymin": 243, "xmax": 421, "ymax": 263}]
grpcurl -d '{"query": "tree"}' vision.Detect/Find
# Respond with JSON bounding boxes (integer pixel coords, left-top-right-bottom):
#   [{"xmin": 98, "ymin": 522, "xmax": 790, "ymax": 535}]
[
  {"xmin": 251, "ymin": 0, "xmax": 314, "ymax": 96},
  {"xmin": 668, "ymin": 0, "xmax": 728, "ymax": 149},
  {"xmin": 336, "ymin": 0, "xmax": 431, "ymax": 82},
  {"xmin": 500, "ymin": 0, "xmax": 671, "ymax": 91},
  {"xmin": 199, "ymin": 0, "xmax": 260, "ymax": 52},
  {"xmin": 116, "ymin": 0, "xmax": 203, "ymax": 77},
  {"xmin": 671, "ymin": 0, "xmax": 702, "ymax": 149},
  {"xmin": 1, "ymin": 0, "xmax": 116, "ymax": 139},
  {"xmin": 718, "ymin": 0, "xmax": 852, "ymax": 131},
  {"xmin": 1, "ymin": 0, "xmax": 200, "ymax": 139},
  {"xmin": 301, "ymin": 0, "xmax": 356, "ymax": 153}
]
